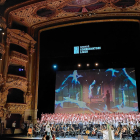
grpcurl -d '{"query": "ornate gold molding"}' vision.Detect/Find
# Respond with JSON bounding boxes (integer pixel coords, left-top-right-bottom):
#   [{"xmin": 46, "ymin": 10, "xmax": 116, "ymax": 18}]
[
  {"xmin": 26, "ymin": 94, "xmax": 32, "ymax": 109},
  {"xmin": 0, "ymin": 74, "xmax": 27, "ymax": 105},
  {"xmin": 0, "ymin": 74, "xmax": 4, "ymax": 86},
  {"xmin": 0, "ymin": 43, "xmax": 5, "ymax": 54},
  {"xmin": 39, "ymin": 18, "xmax": 140, "ymax": 33},
  {"xmin": 7, "ymin": 0, "xmax": 140, "ymax": 29},
  {"xmin": 0, "ymin": 16, "xmax": 7, "ymax": 29},
  {"xmin": 9, "ymin": 51, "xmax": 28, "ymax": 68},
  {"xmin": 5, "ymin": 74, "xmax": 27, "ymax": 93},
  {"xmin": 0, "ymin": 90, "xmax": 8, "ymax": 105},
  {"xmin": 5, "ymin": 103, "xmax": 27, "ymax": 114},
  {"xmin": 0, "ymin": 106, "xmax": 4, "ymax": 117},
  {"xmin": 7, "ymin": 28, "xmax": 36, "ymax": 50}
]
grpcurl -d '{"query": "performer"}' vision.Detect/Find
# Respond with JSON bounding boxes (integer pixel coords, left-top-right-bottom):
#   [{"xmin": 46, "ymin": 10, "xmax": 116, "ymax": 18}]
[
  {"xmin": 69, "ymin": 124, "xmax": 75, "ymax": 137},
  {"xmin": 11, "ymin": 121, "xmax": 16, "ymax": 135},
  {"xmin": 85, "ymin": 124, "xmax": 91, "ymax": 136},
  {"xmin": 40, "ymin": 124, "xmax": 45, "ymax": 136},
  {"xmin": 120, "ymin": 125, "xmax": 127, "ymax": 139},
  {"xmin": 27, "ymin": 127, "xmax": 33, "ymax": 137},
  {"xmin": 75, "ymin": 123, "xmax": 80, "ymax": 135},
  {"xmin": 51, "ymin": 124, "xmax": 56, "ymax": 136},
  {"xmin": 45, "ymin": 122, "xmax": 51, "ymax": 135},
  {"xmin": 97, "ymin": 125, "xmax": 104, "ymax": 139},
  {"xmin": 106, "ymin": 122, "xmax": 113, "ymax": 140},
  {"xmin": 33, "ymin": 124, "xmax": 38, "ymax": 137},
  {"xmin": 63, "ymin": 125, "xmax": 67, "ymax": 138},
  {"xmin": 91, "ymin": 125, "xmax": 97, "ymax": 136},
  {"xmin": 55, "ymin": 125, "xmax": 60, "ymax": 137}
]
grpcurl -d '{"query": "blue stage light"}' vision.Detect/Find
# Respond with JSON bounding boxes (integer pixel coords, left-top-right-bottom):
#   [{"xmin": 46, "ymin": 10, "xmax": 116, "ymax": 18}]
[{"xmin": 53, "ymin": 65, "xmax": 57, "ymax": 69}]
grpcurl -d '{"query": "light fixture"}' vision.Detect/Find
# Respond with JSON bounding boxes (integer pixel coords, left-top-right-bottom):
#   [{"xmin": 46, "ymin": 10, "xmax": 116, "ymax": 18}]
[
  {"xmin": 78, "ymin": 64, "xmax": 81, "ymax": 67},
  {"xmin": 87, "ymin": 63, "xmax": 90, "ymax": 66},
  {"xmin": 53, "ymin": 64, "xmax": 57, "ymax": 69},
  {"xmin": 95, "ymin": 63, "xmax": 98, "ymax": 66},
  {"xmin": 2, "ymin": 32, "xmax": 4, "ymax": 35}
]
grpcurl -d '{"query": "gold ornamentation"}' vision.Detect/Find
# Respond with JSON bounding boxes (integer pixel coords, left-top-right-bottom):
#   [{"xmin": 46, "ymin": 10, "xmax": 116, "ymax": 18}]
[
  {"xmin": 29, "ymin": 47, "xmax": 35, "ymax": 55},
  {"xmin": 6, "ymin": 74, "xmax": 27, "ymax": 93},
  {"xmin": 0, "ymin": 106, "xmax": 5, "ymax": 117},
  {"xmin": 7, "ymin": 0, "xmax": 140, "ymax": 28},
  {"xmin": 0, "ymin": 43, "xmax": 5, "ymax": 54},
  {"xmin": 9, "ymin": 51, "xmax": 28, "ymax": 67},
  {"xmin": 0, "ymin": 74, "xmax": 4, "ymax": 87},
  {"xmin": 5, "ymin": 103, "xmax": 27, "ymax": 114},
  {"xmin": 0, "ymin": 16, "xmax": 7, "ymax": 29},
  {"xmin": 26, "ymin": 94, "xmax": 32, "ymax": 109},
  {"xmin": 7, "ymin": 28, "xmax": 36, "ymax": 50},
  {"xmin": 0, "ymin": 90, "xmax": 8, "ymax": 105}
]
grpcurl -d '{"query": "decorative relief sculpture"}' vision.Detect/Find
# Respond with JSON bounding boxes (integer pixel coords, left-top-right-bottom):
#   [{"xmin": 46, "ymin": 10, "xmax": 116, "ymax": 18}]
[
  {"xmin": 9, "ymin": 51, "xmax": 28, "ymax": 68},
  {"xmin": 6, "ymin": 74, "xmax": 27, "ymax": 93},
  {"xmin": 0, "ymin": 106, "xmax": 4, "ymax": 117},
  {"xmin": 7, "ymin": 28, "xmax": 36, "ymax": 50},
  {"xmin": 5, "ymin": 103, "xmax": 27, "ymax": 114},
  {"xmin": 7, "ymin": 0, "xmax": 140, "ymax": 28},
  {"xmin": 0, "ymin": 43, "xmax": 5, "ymax": 54},
  {"xmin": 26, "ymin": 94, "xmax": 32, "ymax": 109}
]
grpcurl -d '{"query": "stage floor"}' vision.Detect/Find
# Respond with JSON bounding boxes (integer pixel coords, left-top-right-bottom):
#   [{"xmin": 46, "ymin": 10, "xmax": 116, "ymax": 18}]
[{"xmin": 3, "ymin": 135, "xmax": 122, "ymax": 140}]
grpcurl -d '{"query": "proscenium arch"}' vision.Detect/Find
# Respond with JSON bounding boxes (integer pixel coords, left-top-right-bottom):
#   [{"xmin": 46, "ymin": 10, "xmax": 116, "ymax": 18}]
[{"xmin": 35, "ymin": 18, "xmax": 140, "ymax": 112}]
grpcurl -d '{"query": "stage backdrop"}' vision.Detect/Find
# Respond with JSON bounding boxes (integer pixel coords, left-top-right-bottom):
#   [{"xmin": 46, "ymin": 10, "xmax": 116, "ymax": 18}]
[{"xmin": 55, "ymin": 68, "xmax": 138, "ymax": 114}]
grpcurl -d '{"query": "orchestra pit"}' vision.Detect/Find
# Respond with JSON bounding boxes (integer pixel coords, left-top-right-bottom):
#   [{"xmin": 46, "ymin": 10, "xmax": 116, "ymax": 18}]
[{"xmin": 0, "ymin": 0, "xmax": 140, "ymax": 140}]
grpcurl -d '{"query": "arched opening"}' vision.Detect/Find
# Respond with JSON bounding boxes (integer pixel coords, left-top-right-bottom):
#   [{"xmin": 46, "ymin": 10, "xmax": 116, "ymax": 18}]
[
  {"xmin": 6, "ymin": 114, "xmax": 22, "ymax": 128},
  {"xmin": 8, "ymin": 64, "xmax": 26, "ymax": 77},
  {"xmin": 10, "ymin": 44, "xmax": 27, "ymax": 55},
  {"xmin": 7, "ymin": 88, "xmax": 24, "ymax": 103}
]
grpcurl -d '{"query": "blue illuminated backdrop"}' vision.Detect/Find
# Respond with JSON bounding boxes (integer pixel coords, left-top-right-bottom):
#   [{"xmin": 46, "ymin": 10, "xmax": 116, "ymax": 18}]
[{"xmin": 55, "ymin": 68, "xmax": 138, "ymax": 114}]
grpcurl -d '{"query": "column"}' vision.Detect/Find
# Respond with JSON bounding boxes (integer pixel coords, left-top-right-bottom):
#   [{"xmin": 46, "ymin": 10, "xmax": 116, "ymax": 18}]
[
  {"xmin": 0, "ymin": 43, "xmax": 5, "ymax": 74},
  {"xmin": 27, "ymin": 44, "xmax": 34, "ymax": 96},
  {"xmin": 3, "ymin": 38, "xmax": 10, "ymax": 86},
  {"xmin": 26, "ymin": 42, "xmax": 35, "ymax": 123}
]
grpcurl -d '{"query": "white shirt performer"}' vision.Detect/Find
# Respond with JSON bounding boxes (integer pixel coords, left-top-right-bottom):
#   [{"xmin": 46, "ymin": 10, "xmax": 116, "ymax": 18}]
[
  {"xmin": 45, "ymin": 123, "xmax": 50, "ymax": 132},
  {"xmin": 12, "ymin": 121, "xmax": 16, "ymax": 135}
]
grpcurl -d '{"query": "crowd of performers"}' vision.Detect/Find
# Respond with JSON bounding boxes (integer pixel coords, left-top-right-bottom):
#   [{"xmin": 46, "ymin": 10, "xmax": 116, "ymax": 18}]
[{"xmin": 29, "ymin": 112, "xmax": 140, "ymax": 139}]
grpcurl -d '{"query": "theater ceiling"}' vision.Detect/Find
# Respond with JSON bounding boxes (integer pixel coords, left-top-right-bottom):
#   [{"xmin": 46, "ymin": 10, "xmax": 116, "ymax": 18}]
[{"xmin": 2, "ymin": 0, "xmax": 140, "ymax": 36}]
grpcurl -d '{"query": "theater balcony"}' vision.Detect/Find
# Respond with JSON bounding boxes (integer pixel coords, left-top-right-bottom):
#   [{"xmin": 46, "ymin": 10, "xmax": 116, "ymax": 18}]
[
  {"xmin": 6, "ymin": 74, "xmax": 27, "ymax": 92},
  {"xmin": 5, "ymin": 103, "xmax": 27, "ymax": 114},
  {"xmin": 9, "ymin": 51, "xmax": 28, "ymax": 68}
]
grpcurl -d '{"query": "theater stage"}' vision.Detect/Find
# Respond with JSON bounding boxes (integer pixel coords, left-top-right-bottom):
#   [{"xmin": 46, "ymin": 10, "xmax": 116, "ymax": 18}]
[{"xmin": 1, "ymin": 135, "xmax": 122, "ymax": 140}]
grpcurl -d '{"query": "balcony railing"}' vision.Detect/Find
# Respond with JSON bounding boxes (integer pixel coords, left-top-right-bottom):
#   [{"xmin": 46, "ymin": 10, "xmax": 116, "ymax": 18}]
[
  {"xmin": 7, "ymin": 74, "xmax": 27, "ymax": 82},
  {"xmin": 10, "ymin": 51, "xmax": 28, "ymax": 62},
  {"xmin": 6, "ymin": 74, "xmax": 27, "ymax": 92},
  {"xmin": 5, "ymin": 103, "xmax": 27, "ymax": 112}
]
